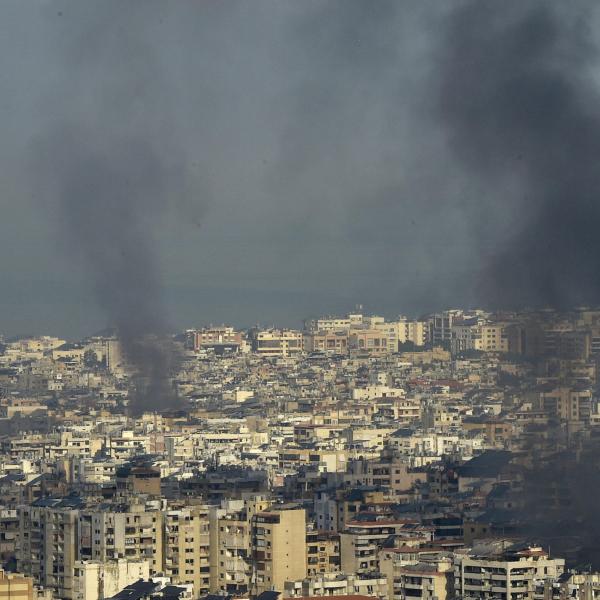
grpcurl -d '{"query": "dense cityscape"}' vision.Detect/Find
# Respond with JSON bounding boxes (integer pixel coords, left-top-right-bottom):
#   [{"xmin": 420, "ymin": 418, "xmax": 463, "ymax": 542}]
[
  {"xmin": 3, "ymin": 1, "xmax": 600, "ymax": 600},
  {"xmin": 0, "ymin": 307, "xmax": 599, "ymax": 600}
]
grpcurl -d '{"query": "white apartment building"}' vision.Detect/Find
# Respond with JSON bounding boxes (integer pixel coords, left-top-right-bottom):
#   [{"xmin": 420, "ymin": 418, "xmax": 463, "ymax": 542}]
[{"xmin": 454, "ymin": 542, "xmax": 565, "ymax": 600}]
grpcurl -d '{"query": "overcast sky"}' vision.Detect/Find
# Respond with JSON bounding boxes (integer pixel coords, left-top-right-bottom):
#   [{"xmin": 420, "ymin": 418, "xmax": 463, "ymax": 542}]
[{"xmin": 1, "ymin": 1, "xmax": 598, "ymax": 339}]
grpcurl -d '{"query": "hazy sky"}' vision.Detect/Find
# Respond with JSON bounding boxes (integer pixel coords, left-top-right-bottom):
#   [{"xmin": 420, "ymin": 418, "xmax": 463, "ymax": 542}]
[{"xmin": 1, "ymin": 1, "xmax": 598, "ymax": 338}]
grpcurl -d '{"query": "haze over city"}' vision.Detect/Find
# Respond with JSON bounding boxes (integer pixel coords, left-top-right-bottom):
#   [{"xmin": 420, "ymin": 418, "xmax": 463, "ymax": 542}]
[
  {"xmin": 2, "ymin": 4, "xmax": 600, "ymax": 600},
  {"xmin": 4, "ymin": 1, "xmax": 600, "ymax": 338}
]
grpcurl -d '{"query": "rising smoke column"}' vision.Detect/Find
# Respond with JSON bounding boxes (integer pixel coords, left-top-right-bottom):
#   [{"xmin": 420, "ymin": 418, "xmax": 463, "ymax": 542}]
[
  {"xmin": 437, "ymin": 1, "xmax": 600, "ymax": 308},
  {"xmin": 36, "ymin": 131, "xmax": 184, "ymax": 415},
  {"xmin": 436, "ymin": 1, "xmax": 600, "ymax": 566},
  {"xmin": 32, "ymin": 4, "xmax": 193, "ymax": 415},
  {"xmin": 53, "ymin": 136, "xmax": 181, "ymax": 415}
]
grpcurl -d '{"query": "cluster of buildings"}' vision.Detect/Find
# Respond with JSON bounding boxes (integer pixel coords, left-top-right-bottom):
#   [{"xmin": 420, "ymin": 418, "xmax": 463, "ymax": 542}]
[{"xmin": 1, "ymin": 307, "xmax": 600, "ymax": 600}]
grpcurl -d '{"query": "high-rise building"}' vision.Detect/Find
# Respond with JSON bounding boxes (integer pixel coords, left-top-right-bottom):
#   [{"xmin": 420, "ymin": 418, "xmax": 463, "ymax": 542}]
[
  {"xmin": 251, "ymin": 506, "xmax": 307, "ymax": 595},
  {"xmin": 164, "ymin": 505, "xmax": 211, "ymax": 596},
  {"xmin": 209, "ymin": 497, "xmax": 271, "ymax": 596},
  {"xmin": 78, "ymin": 503, "xmax": 164, "ymax": 574},
  {"xmin": 18, "ymin": 502, "xmax": 80, "ymax": 600}
]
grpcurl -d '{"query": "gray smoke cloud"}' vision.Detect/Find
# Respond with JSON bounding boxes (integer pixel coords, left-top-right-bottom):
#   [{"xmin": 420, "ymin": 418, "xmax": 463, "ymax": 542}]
[
  {"xmin": 5, "ymin": 2, "xmax": 600, "ymax": 342},
  {"xmin": 436, "ymin": 1, "xmax": 600, "ymax": 567},
  {"xmin": 39, "ymin": 134, "xmax": 184, "ymax": 414},
  {"xmin": 30, "ymin": 4, "xmax": 198, "ymax": 413},
  {"xmin": 437, "ymin": 0, "xmax": 600, "ymax": 308},
  {"xmin": 0, "ymin": 1, "xmax": 489, "ymax": 338}
]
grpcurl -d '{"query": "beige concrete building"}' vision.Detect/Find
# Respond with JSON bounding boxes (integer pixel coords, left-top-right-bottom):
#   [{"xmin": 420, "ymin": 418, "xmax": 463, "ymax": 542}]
[
  {"xmin": 539, "ymin": 386, "xmax": 592, "ymax": 424},
  {"xmin": 454, "ymin": 542, "xmax": 564, "ymax": 600},
  {"xmin": 341, "ymin": 519, "xmax": 433, "ymax": 576},
  {"xmin": 251, "ymin": 506, "xmax": 307, "ymax": 595},
  {"xmin": 283, "ymin": 572, "xmax": 387, "ymax": 599},
  {"xmin": 306, "ymin": 531, "xmax": 340, "ymax": 576},
  {"xmin": 303, "ymin": 331, "xmax": 349, "ymax": 354},
  {"xmin": 78, "ymin": 504, "xmax": 164, "ymax": 574},
  {"xmin": 0, "ymin": 398, "xmax": 45, "ymax": 419},
  {"xmin": 18, "ymin": 504, "xmax": 79, "ymax": 600},
  {"xmin": 348, "ymin": 330, "xmax": 390, "ymax": 355},
  {"xmin": 304, "ymin": 314, "xmax": 363, "ymax": 333},
  {"xmin": 478, "ymin": 324, "xmax": 510, "ymax": 353},
  {"xmin": 0, "ymin": 570, "xmax": 34, "ymax": 600},
  {"xmin": 72, "ymin": 559, "xmax": 149, "ymax": 600},
  {"xmin": 278, "ymin": 449, "xmax": 348, "ymax": 473},
  {"xmin": 164, "ymin": 505, "xmax": 211, "ymax": 597},
  {"xmin": 252, "ymin": 329, "xmax": 303, "ymax": 357},
  {"xmin": 375, "ymin": 319, "xmax": 428, "ymax": 350},
  {"xmin": 380, "ymin": 554, "xmax": 453, "ymax": 600},
  {"xmin": 192, "ymin": 327, "xmax": 243, "ymax": 352},
  {"xmin": 452, "ymin": 323, "xmax": 511, "ymax": 354},
  {"xmin": 209, "ymin": 497, "xmax": 271, "ymax": 596},
  {"xmin": 115, "ymin": 466, "xmax": 161, "ymax": 496}
]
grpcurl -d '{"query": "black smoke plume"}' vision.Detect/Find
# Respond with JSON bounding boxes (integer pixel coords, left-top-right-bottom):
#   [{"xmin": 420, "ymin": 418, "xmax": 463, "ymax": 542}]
[
  {"xmin": 47, "ymin": 134, "xmax": 182, "ymax": 415},
  {"xmin": 436, "ymin": 1, "xmax": 600, "ymax": 566},
  {"xmin": 31, "ymin": 5, "xmax": 195, "ymax": 414},
  {"xmin": 438, "ymin": 1, "xmax": 600, "ymax": 309}
]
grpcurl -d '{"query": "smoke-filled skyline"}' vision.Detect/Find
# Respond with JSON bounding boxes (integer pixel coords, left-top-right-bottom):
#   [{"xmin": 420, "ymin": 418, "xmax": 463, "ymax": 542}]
[{"xmin": 1, "ymin": 1, "xmax": 600, "ymax": 339}]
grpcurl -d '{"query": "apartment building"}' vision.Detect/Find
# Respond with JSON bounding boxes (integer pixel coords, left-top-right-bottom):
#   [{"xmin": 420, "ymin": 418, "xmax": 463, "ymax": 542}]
[
  {"xmin": 251, "ymin": 506, "xmax": 307, "ymax": 595},
  {"xmin": 547, "ymin": 572, "xmax": 600, "ymax": 600},
  {"xmin": 306, "ymin": 531, "xmax": 340, "ymax": 575},
  {"xmin": 209, "ymin": 497, "xmax": 271, "ymax": 595},
  {"xmin": 78, "ymin": 503, "xmax": 164, "ymax": 574},
  {"xmin": 380, "ymin": 554, "xmax": 453, "ymax": 600},
  {"xmin": 164, "ymin": 505, "xmax": 211, "ymax": 596},
  {"xmin": 191, "ymin": 327, "xmax": 243, "ymax": 353},
  {"xmin": 0, "ymin": 509, "xmax": 18, "ymax": 560},
  {"xmin": 340, "ymin": 519, "xmax": 433, "ymax": 576},
  {"xmin": 304, "ymin": 314, "xmax": 364, "ymax": 333},
  {"xmin": 17, "ymin": 501, "xmax": 80, "ymax": 600},
  {"xmin": 72, "ymin": 559, "xmax": 149, "ymax": 600},
  {"xmin": 430, "ymin": 312, "xmax": 463, "ymax": 347},
  {"xmin": 0, "ymin": 570, "xmax": 34, "ymax": 600},
  {"xmin": 278, "ymin": 449, "xmax": 348, "ymax": 473},
  {"xmin": 539, "ymin": 386, "xmax": 592, "ymax": 424},
  {"xmin": 478, "ymin": 324, "xmax": 510, "ymax": 353},
  {"xmin": 399, "ymin": 319, "xmax": 429, "ymax": 347},
  {"xmin": 348, "ymin": 330, "xmax": 390, "ymax": 355},
  {"xmin": 303, "ymin": 331, "xmax": 349, "ymax": 354},
  {"xmin": 10, "ymin": 336, "xmax": 66, "ymax": 354},
  {"xmin": 374, "ymin": 397, "xmax": 421, "ymax": 425},
  {"xmin": 284, "ymin": 572, "xmax": 387, "ymax": 599},
  {"xmin": 251, "ymin": 329, "xmax": 303, "ymax": 358},
  {"xmin": 375, "ymin": 319, "xmax": 428, "ymax": 350},
  {"xmin": 70, "ymin": 458, "xmax": 122, "ymax": 485},
  {"xmin": 115, "ymin": 465, "xmax": 161, "ymax": 496},
  {"xmin": 453, "ymin": 542, "xmax": 565, "ymax": 600},
  {"xmin": 452, "ymin": 322, "xmax": 512, "ymax": 354}
]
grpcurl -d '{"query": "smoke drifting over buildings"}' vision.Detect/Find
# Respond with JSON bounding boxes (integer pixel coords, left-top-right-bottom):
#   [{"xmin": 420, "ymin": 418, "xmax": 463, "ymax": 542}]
[
  {"xmin": 4, "ymin": 1, "xmax": 600, "ymax": 337},
  {"xmin": 13, "ymin": 1, "xmax": 600, "ymax": 413},
  {"xmin": 43, "ymin": 135, "xmax": 182, "ymax": 414},
  {"xmin": 436, "ymin": 1, "xmax": 600, "ymax": 566},
  {"xmin": 31, "ymin": 5, "xmax": 194, "ymax": 413},
  {"xmin": 437, "ymin": 1, "xmax": 600, "ymax": 308}
]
